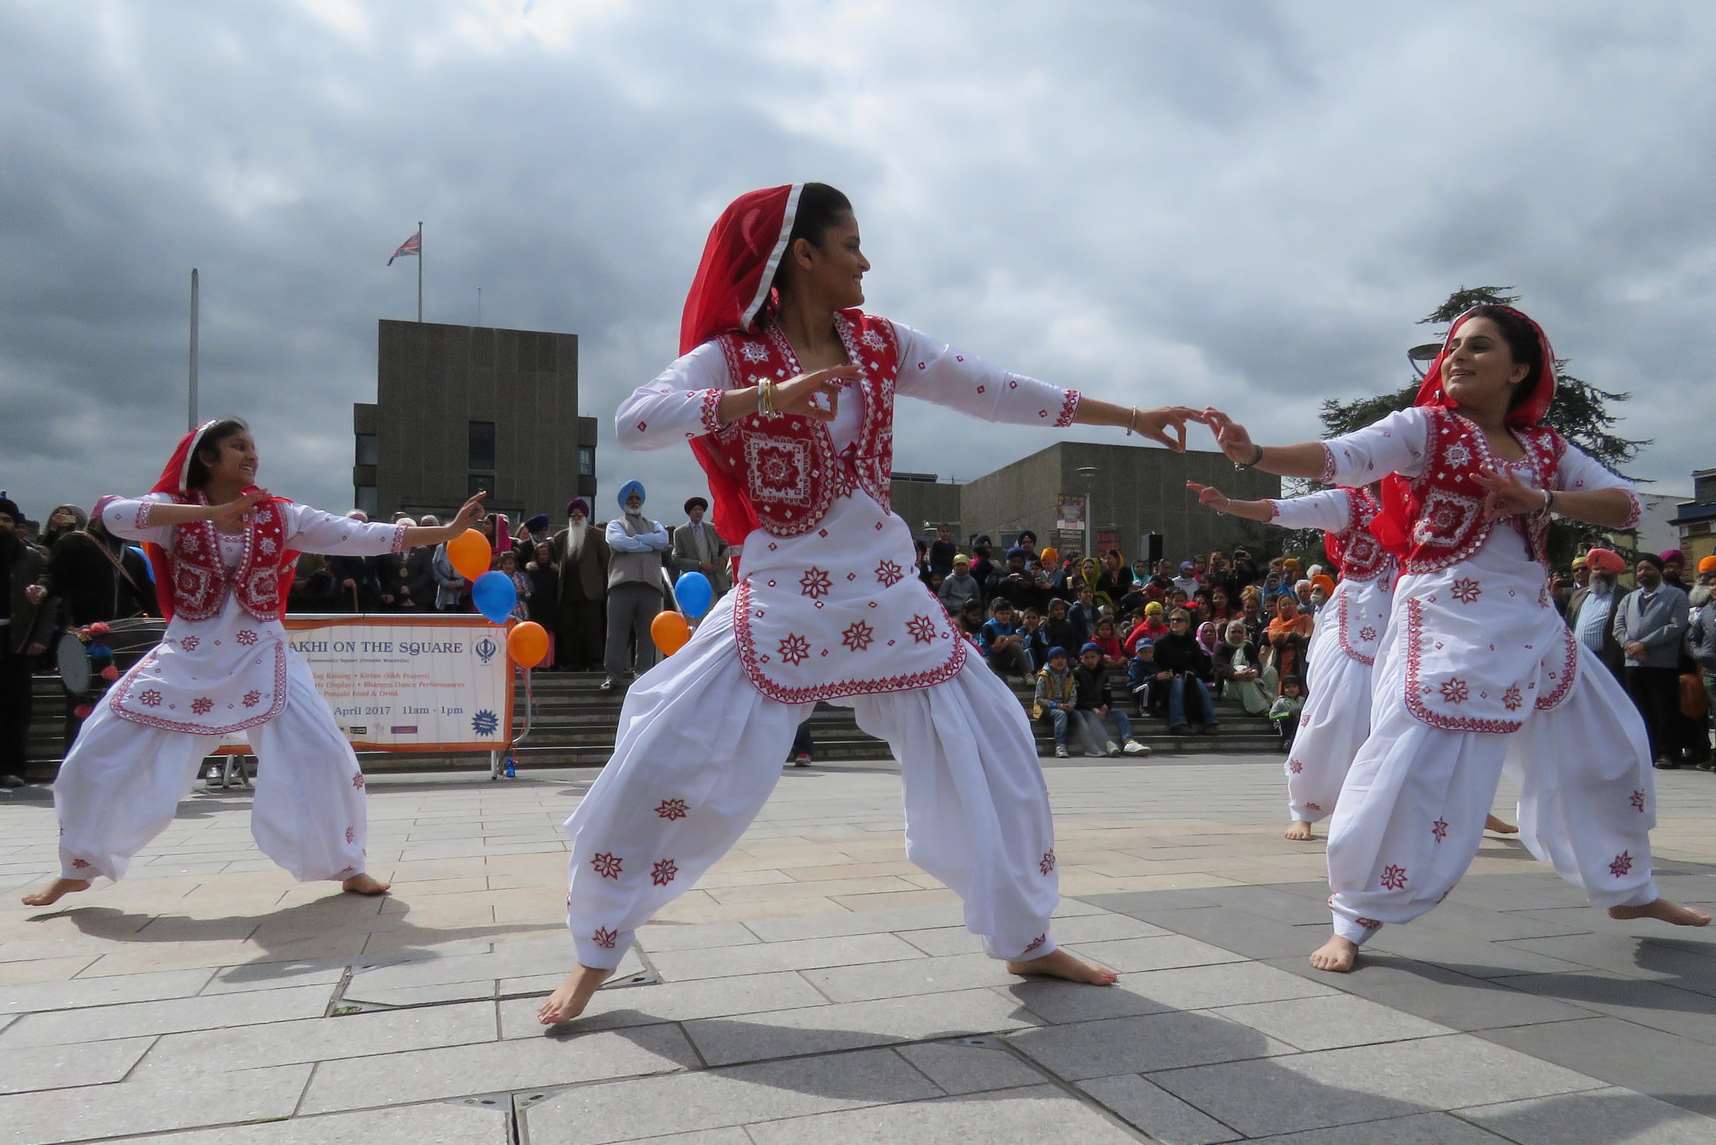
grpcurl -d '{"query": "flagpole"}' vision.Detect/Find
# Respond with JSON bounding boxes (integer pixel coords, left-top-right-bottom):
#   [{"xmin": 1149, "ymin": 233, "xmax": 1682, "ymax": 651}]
[
  {"xmin": 188, "ymin": 268, "xmax": 199, "ymax": 430},
  {"xmin": 417, "ymin": 220, "xmax": 423, "ymax": 323}
]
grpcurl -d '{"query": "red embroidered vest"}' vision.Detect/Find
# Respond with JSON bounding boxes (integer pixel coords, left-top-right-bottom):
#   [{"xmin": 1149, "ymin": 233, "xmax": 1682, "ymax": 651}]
[
  {"xmin": 1323, "ymin": 487, "xmax": 1391, "ymax": 583},
  {"xmin": 166, "ymin": 495, "xmax": 292, "ymax": 621},
  {"xmin": 700, "ymin": 311, "xmax": 900, "ymax": 538},
  {"xmin": 1398, "ymin": 408, "xmax": 1564, "ymax": 573}
]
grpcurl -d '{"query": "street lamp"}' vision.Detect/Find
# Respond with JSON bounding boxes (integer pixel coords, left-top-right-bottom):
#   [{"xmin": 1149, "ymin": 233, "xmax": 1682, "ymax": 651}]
[
  {"xmin": 1408, "ymin": 342, "xmax": 1442, "ymax": 380},
  {"xmin": 1075, "ymin": 465, "xmax": 1098, "ymax": 560}
]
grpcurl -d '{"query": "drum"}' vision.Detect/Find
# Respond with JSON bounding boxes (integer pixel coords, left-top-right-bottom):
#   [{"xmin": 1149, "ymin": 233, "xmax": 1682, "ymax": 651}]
[{"xmin": 56, "ymin": 618, "xmax": 165, "ymax": 697}]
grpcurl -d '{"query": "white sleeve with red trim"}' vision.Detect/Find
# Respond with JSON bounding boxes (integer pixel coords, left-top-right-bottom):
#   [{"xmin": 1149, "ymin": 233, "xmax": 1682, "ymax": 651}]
[
  {"xmin": 891, "ymin": 322, "xmax": 1081, "ymax": 428},
  {"xmin": 94, "ymin": 493, "xmax": 176, "ymax": 545},
  {"xmin": 1554, "ymin": 442, "xmax": 1641, "ymax": 527},
  {"xmin": 286, "ymin": 505, "xmax": 410, "ymax": 556},
  {"xmin": 1318, "ymin": 408, "xmax": 1429, "ymax": 486},
  {"xmin": 1265, "ymin": 489, "xmax": 1352, "ymax": 532},
  {"xmin": 615, "ymin": 342, "xmax": 730, "ymax": 451}
]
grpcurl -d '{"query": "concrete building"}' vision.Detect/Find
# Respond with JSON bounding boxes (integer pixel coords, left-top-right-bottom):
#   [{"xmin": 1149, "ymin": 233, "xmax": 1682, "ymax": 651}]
[
  {"xmin": 1671, "ymin": 467, "xmax": 1716, "ymax": 567},
  {"xmin": 888, "ymin": 442, "xmax": 1281, "ymax": 562},
  {"xmin": 353, "ymin": 320, "xmax": 597, "ymax": 525}
]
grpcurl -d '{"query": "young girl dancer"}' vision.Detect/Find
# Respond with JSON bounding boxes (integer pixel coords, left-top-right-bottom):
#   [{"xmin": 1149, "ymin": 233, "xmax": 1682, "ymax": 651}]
[
  {"xmin": 538, "ymin": 183, "xmax": 1203, "ymax": 1023},
  {"xmin": 23, "ymin": 418, "xmax": 485, "ymax": 906},
  {"xmin": 1203, "ymin": 305, "xmax": 1709, "ymax": 972}
]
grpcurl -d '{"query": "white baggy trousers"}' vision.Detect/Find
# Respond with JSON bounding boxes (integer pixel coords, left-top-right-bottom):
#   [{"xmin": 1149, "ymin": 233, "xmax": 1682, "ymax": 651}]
[
  {"xmin": 1327, "ymin": 638, "xmax": 1659, "ymax": 944},
  {"xmin": 563, "ymin": 591, "xmax": 1060, "ymax": 969},
  {"xmin": 52, "ymin": 655, "xmax": 370, "ymax": 883},
  {"xmin": 1285, "ymin": 644, "xmax": 1373, "ymax": 824}
]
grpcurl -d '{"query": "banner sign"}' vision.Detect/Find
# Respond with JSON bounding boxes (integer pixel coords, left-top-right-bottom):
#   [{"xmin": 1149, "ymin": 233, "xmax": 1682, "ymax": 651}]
[
  {"xmin": 220, "ymin": 615, "xmax": 514, "ymax": 754},
  {"xmin": 1054, "ymin": 495, "xmax": 1087, "ymax": 531}
]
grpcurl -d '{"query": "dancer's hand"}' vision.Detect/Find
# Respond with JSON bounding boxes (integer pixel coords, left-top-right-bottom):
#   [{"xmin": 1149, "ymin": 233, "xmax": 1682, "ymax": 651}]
[
  {"xmin": 1202, "ymin": 408, "xmax": 1258, "ymax": 465},
  {"xmin": 1132, "ymin": 406, "xmax": 1204, "ymax": 452},
  {"xmin": 1472, "ymin": 465, "xmax": 1544, "ymax": 519},
  {"xmin": 209, "ymin": 489, "xmax": 268, "ymax": 532},
  {"xmin": 1185, "ymin": 481, "xmax": 1231, "ymax": 512},
  {"xmin": 449, "ymin": 491, "xmax": 489, "ymax": 533},
  {"xmin": 776, "ymin": 365, "xmax": 861, "ymax": 423}
]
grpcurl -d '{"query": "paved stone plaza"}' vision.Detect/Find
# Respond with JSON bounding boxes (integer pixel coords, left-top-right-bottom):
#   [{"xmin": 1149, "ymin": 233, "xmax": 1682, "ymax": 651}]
[{"xmin": 3, "ymin": 754, "xmax": 1715, "ymax": 1144}]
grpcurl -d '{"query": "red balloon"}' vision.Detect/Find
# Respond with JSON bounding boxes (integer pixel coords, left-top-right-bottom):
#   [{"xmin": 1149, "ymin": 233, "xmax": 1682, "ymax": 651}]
[{"xmin": 99, "ymin": 665, "xmax": 120, "ymax": 682}]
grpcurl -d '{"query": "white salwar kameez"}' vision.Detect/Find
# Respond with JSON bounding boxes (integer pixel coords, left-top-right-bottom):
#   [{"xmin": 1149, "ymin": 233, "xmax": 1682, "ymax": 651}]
[
  {"xmin": 1317, "ymin": 410, "xmax": 1658, "ymax": 944},
  {"xmin": 52, "ymin": 497, "xmax": 408, "ymax": 883},
  {"xmin": 1266, "ymin": 490, "xmax": 1394, "ymax": 825},
  {"xmin": 565, "ymin": 323, "xmax": 1076, "ymax": 970}
]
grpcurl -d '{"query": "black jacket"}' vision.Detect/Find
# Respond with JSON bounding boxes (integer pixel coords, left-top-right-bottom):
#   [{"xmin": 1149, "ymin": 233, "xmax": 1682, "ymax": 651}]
[
  {"xmin": 3, "ymin": 539, "xmax": 55, "ymax": 654},
  {"xmin": 1071, "ymin": 662, "xmax": 1115, "ymax": 710},
  {"xmin": 47, "ymin": 531, "xmax": 151, "ymax": 626},
  {"xmin": 1151, "ymin": 631, "xmax": 1212, "ymax": 679}
]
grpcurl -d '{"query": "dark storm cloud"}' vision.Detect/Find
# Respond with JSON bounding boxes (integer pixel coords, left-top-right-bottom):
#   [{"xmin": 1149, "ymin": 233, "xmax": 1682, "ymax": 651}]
[{"xmin": 3, "ymin": 0, "xmax": 1713, "ymax": 530}]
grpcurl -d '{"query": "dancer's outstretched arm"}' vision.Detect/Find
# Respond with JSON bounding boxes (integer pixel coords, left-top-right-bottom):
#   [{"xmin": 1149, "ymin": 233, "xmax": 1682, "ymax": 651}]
[{"xmin": 1186, "ymin": 482, "xmax": 1351, "ymax": 530}]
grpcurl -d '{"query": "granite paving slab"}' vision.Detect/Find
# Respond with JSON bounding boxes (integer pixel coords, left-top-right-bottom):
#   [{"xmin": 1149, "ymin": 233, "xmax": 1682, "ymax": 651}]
[
  {"xmin": 683, "ymin": 986, "xmax": 1041, "ymax": 1066},
  {"xmin": 1149, "ymin": 1033, "xmax": 1607, "ymax": 1137},
  {"xmin": 1066, "ymin": 933, "xmax": 1249, "ymax": 972},
  {"xmin": 0, "ymin": 1062, "xmax": 312, "ymax": 1145},
  {"xmin": 114, "ymin": 1102, "xmax": 510, "ymax": 1144},
  {"xmin": 0, "ymin": 1036, "xmax": 155, "ymax": 1096},
  {"xmin": 1009, "ymin": 1009, "xmax": 1294, "ymax": 1079},
  {"xmin": 1202, "ymin": 1112, "xmax": 1508, "ymax": 1143},
  {"xmin": 1210, "ymin": 993, "xmax": 1455, "ymax": 1051},
  {"xmin": 1076, "ymin": 1073, "xmax": 1241, "ymax": 1144},
  {"xmin": 499, "ymin": 971, "xmax": 826, "ymax": 1037},
  {"xmin": 1493, "ymin": 969, "xmax": 1716, "ymax": 1046},
  {"xmin": 646, "ymin": 932, "xmax": 923, "ymax": 981},
  {"xmin": 1479, "ymin": 1016, "xmax": 1716, "ymax": 1117},
  {"xmin": 1261, "ymin": 953, "xmax": 1598, "ymax": 1031},
  {"xmin": 1455, "ymin": 1085, "xmax": 1716, "ymax": 1144},
  {"xmin": 1005, "ymin": 959, "xmax": 1335, "ymax": 1024},
  {"xmin": 2, "ymin": 965, "xmax": 215, "ymax": 1014},
  {"xmin": 131, "ymin": 999, "xmax": 496, "ymax": 1076},
  {"xmin": 0, "ymin": 982, "xmax": 335, "ymax": 1047},
  {"xmin": 894, "ymin": 1038, "xmax": 1051, "ymax": 1094},
  {"xmin": 742, "ymin": 1084, "xmax": 1145, "ymax": 1144},
  {"xmin": 300, "ymin": 1021, "xmax": 698, "ymax": 1114},
  {"xmin": 518, "ymin": 1046, "xmax": 941, "ymax": 1144}
]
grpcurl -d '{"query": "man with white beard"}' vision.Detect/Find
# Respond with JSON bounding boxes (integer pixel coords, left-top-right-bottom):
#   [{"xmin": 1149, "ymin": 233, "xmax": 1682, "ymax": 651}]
[{"xmin": 551, "ymin": 498, "xmax": 609, "ymax": 672}]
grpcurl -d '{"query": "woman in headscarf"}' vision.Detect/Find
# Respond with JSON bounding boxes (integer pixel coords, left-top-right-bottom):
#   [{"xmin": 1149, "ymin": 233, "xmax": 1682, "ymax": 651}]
[
  {"xmin": 540, "ymin": 183, "xmax": 1203, "ymax": 1023},
  {"xmin": 41, "ymin": 503, "xmax": 88, "ymax": 550},
  {"xmin": 1266, "ymin": 595, "xmax": 1313, "ymax": 684},
  {"xmin": 1204, "ymin": 304, "xmax": 1709, "ymax": 973},
  {"xmin": 21, "ymin": 418, "xmax": 486, "ymax": 908},
  {"xmin": 1215, "ymin": 618, "xmax": 1276, "ymax": 716}
]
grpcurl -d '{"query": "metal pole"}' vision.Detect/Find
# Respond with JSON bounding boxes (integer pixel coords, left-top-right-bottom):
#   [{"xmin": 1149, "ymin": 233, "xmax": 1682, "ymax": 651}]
[
  {"xmin": 476, "ymin": 286, "xmax": 482, "ymax": 326},
  {"xmin": 188, "ymin": 268, "xmax": 199, "ymax": 430},
  {"xmin": 416, "ymin": 221, "xmax": 423, "ymax": 323}
]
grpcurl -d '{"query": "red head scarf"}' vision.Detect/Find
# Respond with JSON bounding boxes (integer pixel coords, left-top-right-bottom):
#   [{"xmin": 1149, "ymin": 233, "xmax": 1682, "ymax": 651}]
[
  {"xmin": 1370, "ymin": 305, "xmax": 1558, "ymax": 554},
  {"xmin": 139, "ymin": 420, "xmax": 298, "ymax": 620},
  {"xmin": 679, "ymin": 184, "xmax": 803, "ymax": 545}
]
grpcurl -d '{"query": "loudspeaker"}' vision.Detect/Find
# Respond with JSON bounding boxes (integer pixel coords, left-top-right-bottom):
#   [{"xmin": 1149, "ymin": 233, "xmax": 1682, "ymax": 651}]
[{"xmin": 1145, "ymin": 532, "xmax": 1164, "ymax": 565}]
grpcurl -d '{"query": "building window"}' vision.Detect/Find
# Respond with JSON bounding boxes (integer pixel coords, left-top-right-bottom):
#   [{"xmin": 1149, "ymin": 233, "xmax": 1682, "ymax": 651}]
[
  {"xmin": 355, "ymin": 433, "xmax": 378, "ymax": 465},
  {"xmin": 468, "ymin": 473, "xmax": 491, "ymax": 498},
  {"xmin": 355, "ymin": 486, "xmax": 380, "ymax": 518},
  {"xmin": 578, "ymin": 445, "xmax": 595, "ymax": 478},
  {"xmin": 468, "ymin": 421, "xmax": 496, "ymax": 471}
]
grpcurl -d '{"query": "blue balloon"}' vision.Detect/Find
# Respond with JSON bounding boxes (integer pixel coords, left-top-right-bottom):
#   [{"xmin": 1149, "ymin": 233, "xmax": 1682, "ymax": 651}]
[
  {"xmin": 675, "ymin": 571, "xmax": 713, "ymax": 620},
  {"xmin": 129, "ymin": 546, "xmax": 154, "ymax": 583},
  {"xmin": 472, "ymin": 571, "xmax": 518, "ymax": 623}
]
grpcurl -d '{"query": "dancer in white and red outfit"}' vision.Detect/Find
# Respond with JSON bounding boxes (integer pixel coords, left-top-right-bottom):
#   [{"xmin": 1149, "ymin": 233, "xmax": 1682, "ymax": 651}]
[
  {"xmin": 1187, "ymin": 481, "xmax": 1522, "ymax": 845},
  {"xmin": 538, "ymin": 183, "xmax": 1203, "ymax": 1023},
  {"xmin": 1204, "ymin": 304, "xmax": 1709, "ymax": 973},
  {"xmin": 1186, "ymin": 483, "xmax": 1398, "ymax": 840},
  {"xmin": 22, "ymin": 418, "xmax": 486, "ymax": 907}
]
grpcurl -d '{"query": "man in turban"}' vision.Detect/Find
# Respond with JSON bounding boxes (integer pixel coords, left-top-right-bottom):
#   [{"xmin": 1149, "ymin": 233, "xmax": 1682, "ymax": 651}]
[
  {"xmin": 601, "ymin": 482, "xmax": 669, "ymax": 690},
  {"xmin": 670, "ymin": 495, "xmax": 730, "ymax": 597}
]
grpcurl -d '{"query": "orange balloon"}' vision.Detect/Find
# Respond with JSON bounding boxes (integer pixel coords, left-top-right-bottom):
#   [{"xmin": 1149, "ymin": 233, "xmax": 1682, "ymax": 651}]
[
  {"xmin": 1039, "ymin": 546, "xmax": 1060, "ymax": 566},
  {"xmin": 446, "ymin": 528, "xmax": 492, "ymax": 581},
  {"xmin": 650, "ymin": 610, "xmax": 691, "ymax": 657},
  {"xmin": 507, "ymin": 621, "xmax": 549, "ymax": 668}
]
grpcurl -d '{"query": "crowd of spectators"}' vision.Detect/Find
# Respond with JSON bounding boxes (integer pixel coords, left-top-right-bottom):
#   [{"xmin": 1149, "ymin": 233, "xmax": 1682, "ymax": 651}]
[{"xmin": 9, "ymin": 482, "xmax": 1716, "ymax": 777}]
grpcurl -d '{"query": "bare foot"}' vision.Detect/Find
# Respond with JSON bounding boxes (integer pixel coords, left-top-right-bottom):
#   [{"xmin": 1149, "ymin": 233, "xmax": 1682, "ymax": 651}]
[
  {"xmin": 21, "ymin": 878, "xmax": 91, "ymax": 907},
  {"xmin": 1484, "ymin": 814, "xmax": 1518, "ymax": 835},
  {"xmin": 341, "ymin": 873, "xmax": 390, "ymax": 896},
  {"xmin": 1284, "ymin": 820, "xmax": 1315, "ymax": 842},
  {"xmin": 1309, "ymin": 934, "xmax": 1359, "ymax": 972},
  {"xmin": 538, "ymin": 964, "xmax": 615, "ymax": 1024},
  {"xmin": 1006, "ymin": 947, "xmax": 1118, "ymax": 985},
  {"xmin": 1608, "ymin": 898, "xmax": 1712, "ymax": 927}
]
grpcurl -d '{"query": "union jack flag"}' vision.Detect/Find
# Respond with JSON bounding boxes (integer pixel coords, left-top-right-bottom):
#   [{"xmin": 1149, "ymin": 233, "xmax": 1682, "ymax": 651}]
[{"xmin": 387, "ymin": 229, "xmax": 421, "ymax": 266}]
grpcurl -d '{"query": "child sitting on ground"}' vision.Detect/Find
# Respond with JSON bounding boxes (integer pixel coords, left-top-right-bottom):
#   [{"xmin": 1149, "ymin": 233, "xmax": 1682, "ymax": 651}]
[{"xmin": 1269, "ymin": 675, "xmax": 1305, "ymax": 752}]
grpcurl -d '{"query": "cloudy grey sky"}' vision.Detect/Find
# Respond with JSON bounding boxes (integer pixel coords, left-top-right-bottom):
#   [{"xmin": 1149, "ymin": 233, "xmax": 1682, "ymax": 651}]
[{"xmin": 4, "ymin": 0, "xmax": 1713, "ymax": 527}]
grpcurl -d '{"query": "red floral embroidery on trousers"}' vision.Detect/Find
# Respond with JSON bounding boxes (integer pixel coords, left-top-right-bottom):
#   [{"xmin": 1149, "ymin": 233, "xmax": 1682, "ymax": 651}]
[
  {"xmin": 1380, "ymin": 864, "xmax": 1408, "ymax": 891},
  {"xmin": 650, "ymin": 859, "xmax": 678, "ymax": 886},
  {"xmin": 1431, "ymin": 818, "xmax": 1449, "ymax": 842},
  {"xmin": 592, "ymin": 927, "xmax": 618, "ymax": 950},
  {"xmin": 1630, "ymin": 790, "xmax": 1646, "ymax": 813},
  {"xmin": 1039, "ymin": 850, "xmax": 1056, "ymax": 876},
  {"xmin": 1020, "ymin": 933, "xmax": 1046, "ymax": 956},
  {"xmin": 656, "ymin": 798, "xmax": 689, "ymax": 821},
  {"xmin": 1609, "ymin": 851, "xmax": 1633, "ymax": 878},
  {"xmin": 591, "ymin": 852, "xmax": 623, "ymax": 879}
]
